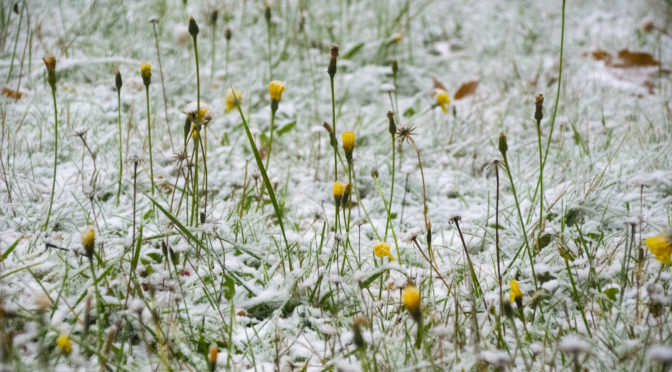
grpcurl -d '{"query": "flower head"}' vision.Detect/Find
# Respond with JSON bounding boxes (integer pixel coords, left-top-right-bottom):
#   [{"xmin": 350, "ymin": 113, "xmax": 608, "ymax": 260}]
[
  {"xmin": 403, "ymin": 286, "xmax": 421, "ymax": 320},
  {"xmin": 342, "ymin": 131, "xmax": 354, "ymax": 162},
  {"xmin": 225, "ymin": 88, "xmax": 242, "ymax": 113},
  {"xmin": 510, "ymin": 280, "xmax": 523, "ymax": 306},
  {"xmin": 645, "ymin": 231, "xmax": 672, "ymax": 264},
  {"xmin": 185, "ymin": 101, "xmax": 213, "ymax": 125},
  {"xmin": 269, "ymin": 80, "xmax": 285, "ymax": 102},
  {"xmin": 80, "ymin": 225, "xmax": 95, "ymax": 258},
  {"xmin": 208, "ymin": 343, "xmax": 218, "ymax": 366},
  {"xmin": 43, "ymin": 56, "xmax": 57, "ymax": 89},
  {"xmin": 373, "ymin": 242, "xmax": 395, "ymax": 261},
  {"xmin": 434, "ymin": 89, "xmax": 451, "ymax": 113},
  {"xmin": 333, "ymin": 181, "xmax": 344, "ymax": 208},
  {"xmin": 57, "ymin": 334, "xmax": 72, "ymax": 355},
  {"xmin": 140, "ymin": 63, "xmax": 152, "ymax": 87}
]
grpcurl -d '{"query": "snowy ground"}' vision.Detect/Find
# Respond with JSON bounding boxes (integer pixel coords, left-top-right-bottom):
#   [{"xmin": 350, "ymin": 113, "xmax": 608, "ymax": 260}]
[{"xmin": 1, "ymin": 0, "xmax": 672, "ymax": 371}]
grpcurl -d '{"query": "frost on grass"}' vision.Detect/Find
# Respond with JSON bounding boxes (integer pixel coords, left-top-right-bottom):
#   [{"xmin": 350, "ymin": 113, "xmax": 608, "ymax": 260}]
[{"xmin": 0, "ymin": 0, "xmax": 671, "ymax": 371}]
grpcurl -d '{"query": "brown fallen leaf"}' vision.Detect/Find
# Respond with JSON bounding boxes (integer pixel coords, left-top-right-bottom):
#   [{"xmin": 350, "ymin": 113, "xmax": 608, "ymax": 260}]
[
  {"xmin": 609, "ymin": 49, "xmax": 659, "ymax": 68},
  {"xmin": 2, "ymin": 87, "xmax": 22, "ymax": 100},
  {"xmin": 588, "ymin": 49, "xmax": 612, "ymax": 62},
  {"xmin": 454, "ymin": 80, "xmax": 478, "ymax": 100},
  {"xmin": 432, "ymin": 78, "xmax": 447, "ymax": 91}
]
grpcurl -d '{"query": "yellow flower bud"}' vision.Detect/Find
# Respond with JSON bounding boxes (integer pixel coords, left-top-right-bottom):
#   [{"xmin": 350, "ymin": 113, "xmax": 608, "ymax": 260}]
[
  {"xmin": 333, "ymin": 181, "xmax": 344, "ymax": 209},
  {"xmin": 435, "ymin": 89, "xmax": 451, "ymax": 113},
  {"xmin": 57, "ymin": 334, "xmax": 72, "ymax": 355},
  {"xmin": 80, "ymin": 225, "xmax": 95, "ymax": 258},
  {"xmin": 269, "ymin": 80, "xmax": 285, "ymax": 102},
  {"xmin": 373, "ymin": 242, "xmax": 394, "ymax": 261},
  {"xmin": 342, "ymin": 131, "xmax": 354, "ymax": 154},
  {"xmin": 208, "ymin": 343, "xmax": 218, "ymax": 365},
  {"xmin": 645, "ymin": 232, "xmax": 672, "ymax": 264},
  {"xmin": 510, "ymin": 280, "xmax": 523, "ymax": 304},
  {"xmin": 140, "ymin": 63, "xmax": 152, "ymax": 87},
  {"xmin": 225, "ymin": 88, "xmax": 242, "ymax": 113},
  {"xmin": 403, "ymin": 286, "xmax": 421, "ymax": 318}
]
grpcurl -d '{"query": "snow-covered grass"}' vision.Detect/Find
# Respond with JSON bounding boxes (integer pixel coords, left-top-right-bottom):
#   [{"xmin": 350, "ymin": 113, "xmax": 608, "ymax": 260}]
[{"xmin": 1, "ymin": 0, "xmax": 672, "ymax": 371}]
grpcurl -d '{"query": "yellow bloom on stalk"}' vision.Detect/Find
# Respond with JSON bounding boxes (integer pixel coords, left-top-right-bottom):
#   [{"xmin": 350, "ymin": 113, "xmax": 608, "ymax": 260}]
[
  {"xmin": 342, "ymin": 132, "xmax": 355, "ymax": 153},
  {"xmin": 333, "ymin": 182, "xmax": 344, "ymax": 198},
  {"xmin": 208, "ymin": 343, "xmax": 218, "ymax": 365},
  {"xmin": 57, "ymin": 334, "xmax": 72, "ymax": 355},
  {"xmin": 185, "ymin": 101, "xmax": 213, "ymax": 125},
  {"xmin": 645, "ymin": 232, "xmax": 672, "ymax": 264},
  {"xmin": 269, "ymin": 80, "xmax": 285, "ymax": 101},
  {"xmin": 435, "ymin": 89, "xmax": 451, "ymax": 113},
  {"xmin": 80, "ymin": 225, "xmax": 95, "ymax": 254},
  {"xmin": 510, "ymin": 280, "xmax": 523, "ymax": 303},
  {"xmin": 140, "ymin": 63, "xmax": 152, "ymax": 87},
  {"xmin": 403, "ymin": 286, "xmax": 421, "ymax": 315},
  {"xmin": 225, "ymin": 88, "xmax": 242, "ymax": 113},
  {"xmin": 373, "ymin": 242, "xmax": 395, "ymax": 261}
]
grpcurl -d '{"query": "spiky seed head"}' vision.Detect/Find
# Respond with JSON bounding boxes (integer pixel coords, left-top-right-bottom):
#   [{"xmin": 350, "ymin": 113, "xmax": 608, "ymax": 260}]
[
  {"xmin": 188, "ymin": 16, "xmax": 199, "ymax": 37},
  {"xmin": 396, "ymin": 125, "xmax": 416, "ymax": 144}
]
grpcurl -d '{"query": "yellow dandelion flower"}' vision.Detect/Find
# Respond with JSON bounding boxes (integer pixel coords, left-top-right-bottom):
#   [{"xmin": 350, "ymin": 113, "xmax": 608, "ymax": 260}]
[
  {"xmin": 269, "ymin": 80, "xmax": 285, "ymax": 102},
  {"xmin": 80, "ymin": 225, "xmax": 95, "ymax": 257},
  {"xmin": 342, "ymin": 132, "xmax": 354, "ymax": 153},
  {"xmin": 373, "ymin": 242, "xmax": 395, "ymax": 261},
  {"xmin": 208, "ymin": 343, "xmax": 218, "ymax": 365},
  {"xmin": 140, "ymin": 63, "xmax": 152, "ymax": 87},
  {"xmin": 510, "ymin": 280, "xmax": 523, "ymax": 303},
  {"xmin": 403, "ymin": 286, "xmax": 421, "ymax": 316},
  {"xmin": 333, "ymin": 182, "xmax": 344, "ymax": 198},
  {"xmin": 225, "ymin": 88, "xmax": 242, "ymax": 113},
  {"xmin": 645, "ymin": 232, "xmax": 672, "ymax": 264},
  {"xmin": 435, "ymin": 89, "xmax": 451, "ymax": 113},
  {"xmin": 57, "ymin": 334, "xmax": 72, "ymax": 355}
]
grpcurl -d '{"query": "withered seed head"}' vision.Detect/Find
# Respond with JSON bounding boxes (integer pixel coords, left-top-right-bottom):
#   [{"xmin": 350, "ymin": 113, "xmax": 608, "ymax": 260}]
[
  {"xmin": 115, "ymin": 70, "xmax": 122, "ymax": 91},
  {"xmin": 387, "ymin": 111, "xmax": 396, "ymax": 135},
  {"xmin": 328, "ymin": 44, "xmax": 339, "ymax": 77},
  {"xmin": 264, "ymin": 4, "xmax": 271, "ymax": 23},
  {"xmin": 225, "ymin": 27, "xmax": 232, "ymax": 41},
  {"xmin": 188, "ymin": 16, "xmax": 199, "ymax": 37},
  {"xmin": 396, "ymin": 125, "xmax": 416, "ymax": 144},
  {"xmin": 43, "ymin": 56, "xmax": 57, "ymax": 89},
  {"xmin": 534, "ymin": 93, "xmax": 544, "ymax": 123}
]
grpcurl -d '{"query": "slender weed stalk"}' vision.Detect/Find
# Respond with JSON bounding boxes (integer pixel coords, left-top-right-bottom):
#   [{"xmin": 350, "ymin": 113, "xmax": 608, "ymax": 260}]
[
  {"xmin": 534, "ymin": 94, "xmax": 545, "ymax": 238},
  {"xmin": 265, "ymin": 5, "xmax": 273, "ymax": 80},
  {"xmin": 266, "ymin": 80, "xmax": 285, "ymax": 169},
  {"xmin": 230, "ymin": 88, "xmax": 293, "ymax": 271},
  {"xmin": 328, "ymin": 45, "xmax": 339, "ymax": 180},
  {"xmin": 115, "ymin": 70, "xmax": 123, "ymax": 207},
  {"xmin": 498, "ymin": 132, "xmax": 538, "ymax": 290},
  {"xmin": 189, "ymin": 16, "xmax": 201, "ymax": 225},
  {"xmin": 385, "ymin": 111, "xmax": 396, "ymax": 241},
  {"xmin": 209, "ymin": 9, "xmax": 218, "ymax": 79},
  {"xmin": 42, "ymin": 56, "xmax": 57, "ymax": 231},
  {"xmin": 150, "ymin": 18, "xmax": 174, "ymax": 152},
  {"xmin": 140, "ymin": 63, "xmax": 155, "ymax": 196}
]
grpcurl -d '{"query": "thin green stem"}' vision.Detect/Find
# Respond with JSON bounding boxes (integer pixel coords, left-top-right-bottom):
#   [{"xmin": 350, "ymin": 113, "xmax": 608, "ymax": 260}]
[
  {"xmin": 385, "ymin": 134, "xmax": 395, "ymax": 240},
  {"xmin": 564, "ymin": 258, "xmax": 592, "ymax": 338},
  {"xmin": 330, "ymin": 75, "xmax": 337, "ymax": 180},
  {"xmin": 374, "ymin": 177, "xmax": 400, "ymax": 265},
  {"xmin": 265, "ymin": 109, "xmax": 276, "ymax": 170},
  {"xmin": 116, "ymin": 88, "xmax": 123, "ymax": 207},
  {"xmin": 502, "ymin": 153, "xmax": 538, "ymax": 290},
  {"xmin": 231, "ymin": 89, "xmax": 293, "ymax": 271},
  {"xmin": 43, "ymin": 87, "xmax": 58, "ymax": 231},
  {"xmin": 145, "ymin": 86, "xmax": 155, "ymax": 196}
]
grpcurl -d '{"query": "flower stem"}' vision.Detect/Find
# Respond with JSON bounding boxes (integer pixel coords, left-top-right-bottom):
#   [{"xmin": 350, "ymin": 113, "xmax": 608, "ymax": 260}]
[
  {"xmin": 43, "ymin": 86, "xmax": 58, "ymax": 231},
  {"xmin": 145, "ymin": 86, "xmax": 155, "ymax": 196},
  {"xmin": 116, "ymin": 88, "xmax": 123, "ymax": 207},
  {"xmin": 330, "ymin": 75, "xmax": 337, "ymax": 180}
]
